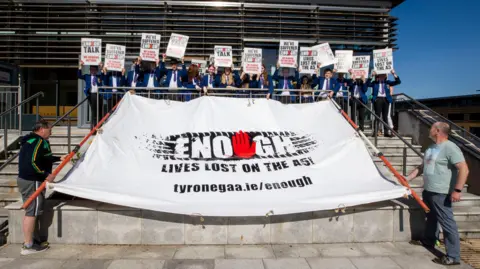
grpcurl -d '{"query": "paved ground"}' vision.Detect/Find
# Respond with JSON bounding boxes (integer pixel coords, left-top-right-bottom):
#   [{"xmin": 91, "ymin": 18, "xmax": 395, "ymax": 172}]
[{"xmin": 0, "ymin": 243, "xmax": 475, "ymax": 269}]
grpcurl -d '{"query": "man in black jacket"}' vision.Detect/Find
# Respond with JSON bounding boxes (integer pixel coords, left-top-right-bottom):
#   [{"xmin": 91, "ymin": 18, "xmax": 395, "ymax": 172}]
[{"xmin": 17, "ymin": 120, "xmax": 65, "ymax": 255}]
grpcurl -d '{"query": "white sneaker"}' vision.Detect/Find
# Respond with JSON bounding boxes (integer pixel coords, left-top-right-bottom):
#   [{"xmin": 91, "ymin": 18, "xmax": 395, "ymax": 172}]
[{"xmin": 20, "ymin": 243, "xmax": 49, "ymax": 255}]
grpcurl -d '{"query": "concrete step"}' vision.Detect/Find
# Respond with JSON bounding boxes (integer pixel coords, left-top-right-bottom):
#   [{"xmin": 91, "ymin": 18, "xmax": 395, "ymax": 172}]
[
  {"xmin": 367, "ymin": 137, "xmax": 413, "ymax": 146},
  {"xmin": 0, "ymin": 193, "xmax": 20, "ymax": 207},
  {"xmin": 453, "ymin": 207, "xmax": 480, "ymax": 222},
  {"xmin": 372, "ymin": 153, "xmax": 423, "ymax": 164},
  {"xmin": 49, "ymin": 136, "xmax": 85, "ymax": 144},
  {"xmin": 453, "ymin": 221, "xmax": 480, "ymax": 239},
  {"xmin": 368, "ymin": 145, "xmax": 423, "ymax": 155},
  {"xmin": 374, "ymin": 161, "xmax": 418, "ymax": 175}
]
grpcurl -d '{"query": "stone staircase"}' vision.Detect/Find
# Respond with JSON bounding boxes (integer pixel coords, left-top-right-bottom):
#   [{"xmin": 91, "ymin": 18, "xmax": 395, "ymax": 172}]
[{"xmin": 365, "ymin": 127, "xmax": 480, "ymax": 239}]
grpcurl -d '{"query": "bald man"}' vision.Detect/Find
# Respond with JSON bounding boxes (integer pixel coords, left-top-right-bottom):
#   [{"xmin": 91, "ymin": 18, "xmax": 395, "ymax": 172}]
[{"xmin": 407, "ymin": 122, "xmax": 469, "ymax": 266}]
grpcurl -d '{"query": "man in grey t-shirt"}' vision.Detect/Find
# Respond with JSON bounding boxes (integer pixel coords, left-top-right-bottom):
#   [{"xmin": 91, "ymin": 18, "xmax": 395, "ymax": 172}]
[{"xmin": 407, "ymin": 122, "xmax": 469, "ymax": 266}]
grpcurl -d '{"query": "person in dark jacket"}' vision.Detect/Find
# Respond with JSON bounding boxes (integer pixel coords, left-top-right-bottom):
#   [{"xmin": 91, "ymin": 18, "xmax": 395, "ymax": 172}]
[
  {"xmin": 78, "ymin": 60, "xmax": 103, "ymax": 130},
  {"xmin": 17, "ymin": 120, "xmax": 65, "ymax": 255}
]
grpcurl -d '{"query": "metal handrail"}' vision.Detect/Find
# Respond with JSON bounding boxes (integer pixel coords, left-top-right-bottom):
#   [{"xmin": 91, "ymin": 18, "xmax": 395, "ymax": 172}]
[
  {"xmin": 393, "ymin": 93, "xmax": 480, "ymax": 141},
  {"xmin": 52, "ymin": 97, "xmax": 88, "ymax": 127},
  {"xmin": 0, "ymin": 92, "xmax": 44, "ymax": 118},
  {"xmin": 351, "ymin": 97, "xmax": 424, "ymax": 158}
]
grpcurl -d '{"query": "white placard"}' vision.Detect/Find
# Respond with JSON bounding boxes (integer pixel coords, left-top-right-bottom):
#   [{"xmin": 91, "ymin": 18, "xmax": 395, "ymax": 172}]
[
  {"xmin": 352, "ymin": 55, "xmax": 371, "ymax": 78},
  {"xmin": 192, "ymin": 59, "xmax": 208, "ymax": 74},
  {"xmin": 279, "ymin": 40, "xmax": 299, "ymax": 68},
  {"xmin": 313, "ymin": 43, "xmax": 335, "ymax": 67},
  {"xmin": 373, "ymin": 48, "xmax": 393, "ymax": 75},
  {"xmin": 243, "ymin": 48, "xmax": 262, "ymax": 74},
  {"xmin": 334, "ymin": 50, "xmax": 353, "ymax": 73},
  {"xmin": 55, "ymin": 94, "xmax": 408, "ymax": 216},
  {"xmin": 166, "ymin": 33, "xmax": 189, "ymax": 59},
  {"xmin": 209, "ymin": 54, "xmax": 215, "ymax": 65},
  {"xmin": 299, "ymin": 47, "xmax": 318, "ymax": 75},
  {"xmin": 81, "ymin": 38, "xmax": 102, "ymax": 65},
  {"xmin": 214, "ymin": 46, "xmax": 233, "ymax": 68},
  {"xmin": 104, "ymin": 44, "xmax": 126, "ymax": 72},
  {"xmin": 140, "ymin": 33, "xmax": 161, "ymax": 62}
]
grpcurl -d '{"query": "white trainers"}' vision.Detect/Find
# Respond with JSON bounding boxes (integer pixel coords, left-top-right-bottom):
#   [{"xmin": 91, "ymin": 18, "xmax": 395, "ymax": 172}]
[{"xmin": 20, "ymin": 243, "xmax": 49, "ymax": 255}]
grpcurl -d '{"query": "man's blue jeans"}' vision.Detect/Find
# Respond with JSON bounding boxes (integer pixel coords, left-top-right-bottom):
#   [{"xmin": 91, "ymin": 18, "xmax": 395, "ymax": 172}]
[{"xmin": 422, "ymin": 190, "xmax": 461, "ymax": 262}]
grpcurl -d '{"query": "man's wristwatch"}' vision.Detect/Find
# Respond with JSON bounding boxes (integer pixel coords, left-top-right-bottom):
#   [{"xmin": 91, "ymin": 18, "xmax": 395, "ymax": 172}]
[{"xmin": 454, "ymin": 188, "xmax": 462, "ymax": 193}]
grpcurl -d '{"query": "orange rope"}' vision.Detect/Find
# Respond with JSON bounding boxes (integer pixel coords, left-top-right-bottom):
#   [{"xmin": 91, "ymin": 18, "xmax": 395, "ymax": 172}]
[{"xmin": 22, "ymin": 99, "xmax": 123, "ymax": 209}]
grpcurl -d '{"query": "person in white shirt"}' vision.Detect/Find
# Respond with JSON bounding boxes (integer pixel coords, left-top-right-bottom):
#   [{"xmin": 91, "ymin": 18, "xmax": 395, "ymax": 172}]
[
  {"xmin": 160, "ymin": 55, "xmax": 186, "ymax": 92},
  {"xmin": 367, "ymin": 69, "xmax": 401, "ymax": 137},
  {"xmin": 201, "ymin": 64, "xmax": 219, "ymax": 95},
  {"xmin": 77, "ymin": 60, "xmax": 103, "ymax": 130}
]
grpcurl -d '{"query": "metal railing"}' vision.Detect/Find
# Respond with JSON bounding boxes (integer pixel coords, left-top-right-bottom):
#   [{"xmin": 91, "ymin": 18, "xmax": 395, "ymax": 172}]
[
  {"xmin": 0, "ymin": 92, "xmax": 44, "ymax": 160},
  {"xmin": 351, "ymin": 98, "xmax": 424, "ymax": 176},
  {"xmin": 393, "ymin": 93, "xmax": 480, "ymax": 155},
  {"xmin": 0, "ymin": 86, "xmax": 20, "ymax": 130}
]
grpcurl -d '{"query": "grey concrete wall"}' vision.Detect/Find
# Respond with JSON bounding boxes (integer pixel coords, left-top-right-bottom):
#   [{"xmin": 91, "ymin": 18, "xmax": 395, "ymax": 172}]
[
  {"xmin": 398, "ymin": 111, "xmax": 480, "ymax": 195},
  {"xmin": 6, "ymin": 200, "xmax": 425, "ymax": 245}
]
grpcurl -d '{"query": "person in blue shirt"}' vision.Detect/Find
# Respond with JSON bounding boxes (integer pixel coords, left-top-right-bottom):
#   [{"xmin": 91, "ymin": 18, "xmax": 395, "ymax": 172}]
[
  {"xmin": 77, "ymin": 60, "xmax": 103, "ymax": 130},
  {"xmin": 100, "ymin": 66, "xmax": 126, "ymax": 114},
  {"xmin": 160, "ymin": 55, "xmax": 186, "ymax": 92},
  {"xmin": 183, "ymin": 63, "xmax": 202, "ymax": 101},
  {"xmin": 201, "ymin": 64, "xmax": 220, "ymax": 95},
  {"xmin": 333, "ymin": 71, "xmax": 351, "ymax": 110},
  {"xmin": 140, "ymin": 58, "xmax": 163, "ymax": 96},
  {"xmin": 272, "ymin": 61, "xmax": 299, "ymax": 103},
  {"xmin": 251, "ymin": 64, "xmax": 274, "ymax": 99},
  {"xmin": 312, "ymin": 65, "xmax": 336, "ymax": 100},
  {"xmin": 347, "ymin": 70, "xmax": 368, "ymax": 131},
  {"xmin": 125, "ymin": 57, "xmax": 142, "ymax": 91},
  {"xmin": 366, "ymin": 69, "xmax": 401, "ymax": 137}
]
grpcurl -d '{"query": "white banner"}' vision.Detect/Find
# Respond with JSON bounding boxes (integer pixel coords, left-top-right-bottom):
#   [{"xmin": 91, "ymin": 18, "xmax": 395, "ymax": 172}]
[
  {"xmin": 81, "ymin": 38, "xmax": 102, "ymax": 65},
  {"xmin": 104, "ymin": 44, "xmax": 126, "ymax": 72},
  {"xmin": 313, "ymin": 43, "xmax": 335, "ymax": 67},
  {"xmin": 54, "ymin": 94, "xmax": 407, "ymax": 216},
  {"xmin": 373, "ymin": 48, "xmax": 393, "ymax": 75},
  {"xmin": 279, "ymin": 40, "xmax": 298, "ymax": 68},
  {"xmin": 140, "ymin": 33, "xmax": 161, "ymax": 62},
  {"xmin": 166, "ymin": 33, "xmax": 189, "ymax": 59},
  {"xmin": 243, "ymin": 48, "xmax": 262, "ymax": 74},
  {"xmin": 192, "ymin": 59, "xmax": 207, "ymax": 74},
  {"xmin": 334, "ymin": 50, "xmax": 353, "ymax": 73},
  {"xmin": 352, "ymin": 55, "xmax": 371, "ymax": 78},
  {"xmin": 299, "ymin": 47, "xmax": 318, "ymax": 75},
  {"xmin": 214, "ymin": 46, "xmax": 233, "ymax": 68}
]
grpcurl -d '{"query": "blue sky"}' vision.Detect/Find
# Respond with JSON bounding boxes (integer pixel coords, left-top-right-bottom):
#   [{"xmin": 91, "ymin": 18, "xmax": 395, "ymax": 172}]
[{"xmin": 390, "ymin": 0, "xmax": 480, "ymax": 98}]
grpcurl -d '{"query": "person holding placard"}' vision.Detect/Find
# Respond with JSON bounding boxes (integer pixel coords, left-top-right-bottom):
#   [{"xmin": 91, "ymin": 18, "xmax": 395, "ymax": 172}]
[
  {"xmin": 140, "ymin": 58, "xmax": 163, "ymax": 95},
  {"xmin": 201, "ymin": 64, "xmax": 220, "ymax": 95},
  {"xmin": 333, "ymin": 71, "xmax": 350, "ymax": 110},
  {"xmin": 297, "ymin": 75, "xmax": 314, "ymax": 103},
  {"xmin": 183, "ymin": 63, "xmax": 202, "ymax": 101},
  {"xmin": 78, "ymin": 60, "xmax": 103, "ymax": 130},
  {"xmin": 312, "ymin": 64, "xmax": 336, "ymax": 100},
  {"xmin": 236, "ymin": 69, "xmax": 251, "ymax": 97},
  {"xmin": 272, "ymin": 61, "xmax": 299, "ymax": 103},
  {"xmin": 160, "ymin": 55, "xmax": 186, "ymax": 92},
  {"xmin": 126, "ymin": 57, "xmax": 142, "ymax": 90},
  {"xmin": 101, "ymin": 66, "xmax": 126, "ymax": 115},
  {"xmin": 251, "ymin": 64, "xmax": 274, "ymax": 99},
  {"xmin": 348, "ymin": 70, "xmax": 368, "ymax": 131},
  {"xmin": 367, "ymin": 69, "xmax": 401, "ymax": 137}
]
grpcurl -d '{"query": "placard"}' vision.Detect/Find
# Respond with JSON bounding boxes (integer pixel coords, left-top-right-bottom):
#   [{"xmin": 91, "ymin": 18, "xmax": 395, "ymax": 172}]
[
  {"xmin": 81, "ymin": 38, "xmax": 102, "ymax": 65},
  {"xmin": 352, "ymin": 55, "xmax": 371, "ymax": 78},
  {"xmin": 279, "ymin": 40, "xmax": 298, "ymax": 68},
  {"xmin": 192, "ymin": 59, "xmax": 207, "ymax": 74},
  {"xmin": 214, "ymin": 46, "xmax": 233, "ymax": 68},
  {"xmin": 334, "ymin": 50, "xmax": 353, "ymax": 73},
  {"xmin": 209, "ymin": 54, "xmax": 215, "ymax": 65},
  {"xmin": 243, "ymin": 48, "xmax": 262, "ymax": 74},
  {"xmin": 299, "ymin": 47, "xmax": 318, "ymax": 75},
  {"xmin": 166, "ymin": 33, "xmax": 189, "ymax": 59},
  {"xmin": 313, "ymin": 43, "xmax": 335, "ymax": 67},
  {"xmin": 373, "ymin": 48, "xmax": 393, "ymax": 75},
  {"xmin": 104, "ymin": 44, "xmax": 126, "ymax": 72},
  {"xmin": 140, "ymin": 33, "xmax": 161, "ymax": 62}
]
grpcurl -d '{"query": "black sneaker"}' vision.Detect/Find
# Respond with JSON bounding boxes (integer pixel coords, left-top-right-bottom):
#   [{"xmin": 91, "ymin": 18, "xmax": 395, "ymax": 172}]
[
  {"xmin": 432, "ymin": 256, "xmax": 461, "ymax": 266},
  {"xmin": 34, "ymin": 239, "xmax": 49, "ymax": 248},
  {"xmin": 20, "ymin": 243, "xmax": 49, "ymax": 255},
  {"xmin": 409, "ymin": 239, "xmax": 435, "ymax": 249}
]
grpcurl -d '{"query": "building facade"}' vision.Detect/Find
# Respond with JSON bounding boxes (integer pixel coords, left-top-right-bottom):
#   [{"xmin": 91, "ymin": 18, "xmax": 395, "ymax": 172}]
[{"xmin": 0, "ymin": 0, "xmax": 403, "ymax": 125}]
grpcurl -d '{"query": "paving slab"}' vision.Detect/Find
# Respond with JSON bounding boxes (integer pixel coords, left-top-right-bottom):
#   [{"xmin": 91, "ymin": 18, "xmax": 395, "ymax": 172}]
[
  {"xmin": 59, "ymin": 259, "xmax": 112, "ymax": 269},
  {"xmin": 225, "ymin": 245, "xmax": 274, "ymax": 259},
  {"xmin": 163, "ymin": 259, "xmax": 214, "ymax": 269},
  {"xmin": 76, "ymin": 245, "xmax": 129, "ymax": 259},
  {"xmin": 117, "ymin": 246, "xmax": 176, "ymax": 260},
  {"xmin": 106, "ymin": 259, "xmax": 165, "ymax": 269},
  {"xmin": 359, "ymin": 242, "xmax": 403, "ymax": 256},
  {"xmin": 350, "ymin": 257, "xmax": 402, "ymax": 269},
  {"xmin": 214, "ymin": 259, "xmax": 264, "ymax": 269},
  {"xmin": 263, "ymin": 258, "xmax": 311, "ymax": 269},
  {"xmin": 272, "ymin": 244, "xmax": 321, "ymax": 258},
  {"xmin": 306, "ymin": 257, "xmax": 356, "ymax": 269},
  {"xmin": 390, "ymin": 255, "xmax": 448, "ymax": 269},
  {"xmin": 318, "ymin": 243, "xmax": 366, "ymax": 257},
  {"xmin": 173, "ymin": 246, "xmax": 224, "ymax": 260},
  {"xmin": 0, "ymin": 259, "xmax": 65, "ymax": 269},
  {"xmin": 0, "ymin": 258, "xmax": 14, "ymax": 268},
  {"xmin": 23, "ymin": 245, "xmax": 90, "ymax": 259}
]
